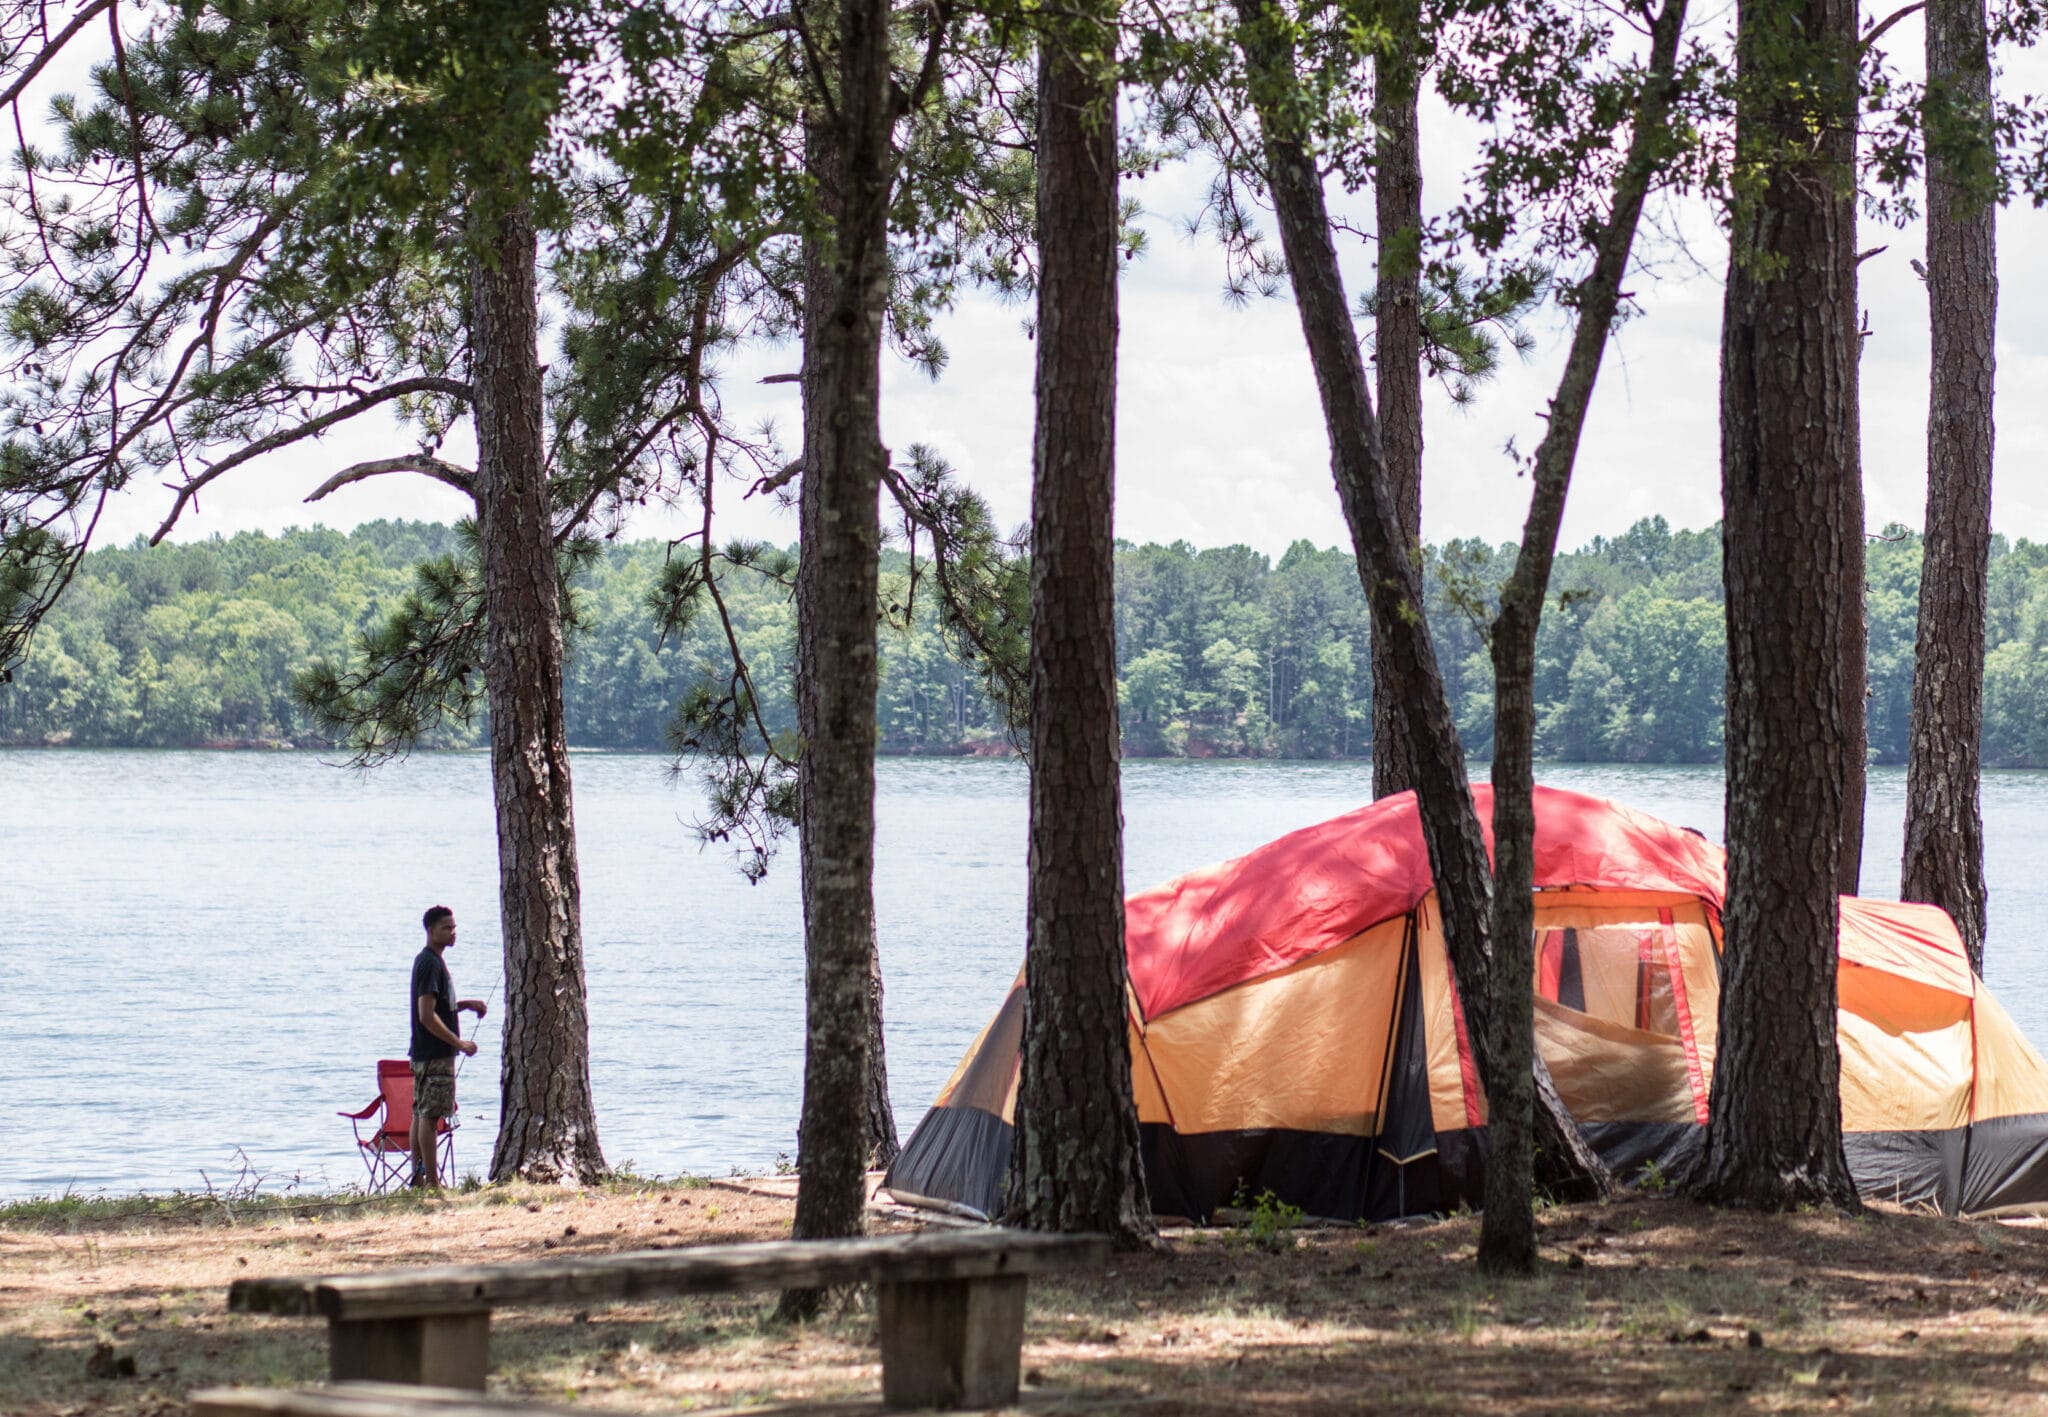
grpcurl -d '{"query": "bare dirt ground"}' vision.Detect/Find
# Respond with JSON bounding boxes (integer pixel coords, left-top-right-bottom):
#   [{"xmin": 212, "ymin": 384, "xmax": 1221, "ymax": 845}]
[{"xmin": 8, "ymin": 1178, "xmax": 2048, "ymax": 1415}]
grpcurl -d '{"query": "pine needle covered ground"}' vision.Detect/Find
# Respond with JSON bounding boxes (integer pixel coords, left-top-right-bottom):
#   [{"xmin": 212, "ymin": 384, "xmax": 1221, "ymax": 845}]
[{"xmin": 5, "ymin": 1180, "xmax": 2047, "ymax": 1415}]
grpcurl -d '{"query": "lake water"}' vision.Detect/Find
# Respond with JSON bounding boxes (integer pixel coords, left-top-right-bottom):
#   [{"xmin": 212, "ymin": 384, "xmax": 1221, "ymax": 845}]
[{"xmin": 3, "ymin": 752, "xmax": 2045, "ymax": 1199}]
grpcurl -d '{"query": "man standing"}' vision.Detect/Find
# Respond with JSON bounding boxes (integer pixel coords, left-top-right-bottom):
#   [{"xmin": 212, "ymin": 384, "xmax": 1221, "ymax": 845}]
[{"xmin": 410, "ymin": 905, "xmax": 488, "ymax": 1189}]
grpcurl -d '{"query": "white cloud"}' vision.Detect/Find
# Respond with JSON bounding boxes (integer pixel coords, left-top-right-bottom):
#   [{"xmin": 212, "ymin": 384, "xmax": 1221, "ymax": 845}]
[{"xmin": 92, "ymin": 10, "xmax": 2048, "ymax": 562}]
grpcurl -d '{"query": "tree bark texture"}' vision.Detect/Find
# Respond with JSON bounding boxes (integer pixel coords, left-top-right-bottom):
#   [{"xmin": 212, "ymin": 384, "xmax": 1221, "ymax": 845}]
[
  {"xmin": 1369, "ymin": 2, "xmax": 1423, "ymax": 803},
  {"xmin": 472, "ymin": 203, "xmax": 607, "ymax": 1186},
  {"xmin": 1838, "ymin": 190, "xmax": 1868, "ymax": 899},
  {"xmin": 863, "ymin": 949, "xmax": 900, "ymax": 1167},
  {"xmin": 1694, "ymin": 0, "xmax": 1862, "ymax": 1209},
  {"xmin": 1902, "ymin": 0, "xmax": 1997, "ymax": 970},
  {"xmin": 1233, "ymin": 0, "xmax": 1612, "ymax": 1261},
  {"xmin": 784, "ymin": 0, "xmax": 895, "ymax": 1305},
  {"xmin": 797, "ymin": 114, "xmax": 900, "ymax": 1175},
  {"xmin": 1483, "ymin": 0, "xmax": 1685, "ymax": 1271},
  {"xmin": 1005, "ymin": 16, "xmax": 1153, "ymax": 1246}
]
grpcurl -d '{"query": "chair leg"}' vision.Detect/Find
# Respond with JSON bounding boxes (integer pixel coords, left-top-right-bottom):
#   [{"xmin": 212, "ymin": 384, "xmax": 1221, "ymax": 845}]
[{"xmin": 364, "ymin": 1144, "xmax": 406, "ymax": 1195}]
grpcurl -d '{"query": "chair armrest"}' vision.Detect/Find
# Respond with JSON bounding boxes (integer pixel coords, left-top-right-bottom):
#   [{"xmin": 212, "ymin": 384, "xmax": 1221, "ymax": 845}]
[{"xmin": 338, "ymin": 1099, "xmax": 382, "ymax": 1120}]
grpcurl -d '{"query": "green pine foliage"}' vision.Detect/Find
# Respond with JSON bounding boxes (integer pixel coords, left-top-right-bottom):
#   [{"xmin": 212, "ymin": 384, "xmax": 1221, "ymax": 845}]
[{"xmin": 5, "ymin": 515, "xmax": 2048, "ymax": 765}]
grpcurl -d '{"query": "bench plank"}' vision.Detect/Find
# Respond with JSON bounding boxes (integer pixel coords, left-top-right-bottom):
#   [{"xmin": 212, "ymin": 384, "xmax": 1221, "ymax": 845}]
[
  {"xmin": 190, "ymin": 1382, "xmax": 587, "ymax": 1417},
  {"xmin": 231, "ymin": 1230, "xmax": 1108, "ymax": 1322}
]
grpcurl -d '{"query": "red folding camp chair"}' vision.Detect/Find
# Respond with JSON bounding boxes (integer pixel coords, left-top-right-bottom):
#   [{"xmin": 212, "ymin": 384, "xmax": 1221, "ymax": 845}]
[{"xmin": 341, "ymin": 1059, "xmax": 456, "ymax": 1193}]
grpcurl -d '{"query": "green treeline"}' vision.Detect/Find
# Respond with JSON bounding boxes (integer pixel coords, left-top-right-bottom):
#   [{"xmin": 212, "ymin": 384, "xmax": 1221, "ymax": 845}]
[{"xmin": 5, "ymin": 517, "xmax": 2048, "ymax": 764}]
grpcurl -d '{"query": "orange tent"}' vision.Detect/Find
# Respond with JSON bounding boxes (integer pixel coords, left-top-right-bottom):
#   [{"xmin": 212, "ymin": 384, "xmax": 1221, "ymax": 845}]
[{"xmin": 885, "ymin": 786, "xmax": 2048, "ymax": 1220}]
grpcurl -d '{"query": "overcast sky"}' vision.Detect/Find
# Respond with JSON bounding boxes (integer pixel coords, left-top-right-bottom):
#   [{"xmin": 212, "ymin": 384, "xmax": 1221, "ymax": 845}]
[{"xmin": 82, "ymin": 9, "xmax": 2048, "ymax": 563}]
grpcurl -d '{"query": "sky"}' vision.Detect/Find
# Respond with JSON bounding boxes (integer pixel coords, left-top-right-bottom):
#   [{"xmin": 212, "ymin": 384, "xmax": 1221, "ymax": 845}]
[{"xmin": 78, "ymin": 8, "xmax": 2048, "ymax": 564}]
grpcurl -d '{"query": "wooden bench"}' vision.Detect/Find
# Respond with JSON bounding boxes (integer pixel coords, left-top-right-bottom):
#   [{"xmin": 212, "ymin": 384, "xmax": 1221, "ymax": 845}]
[{"xmin": 226, "ymin": 1230, "xmax": 1109, "ymax": 1410}]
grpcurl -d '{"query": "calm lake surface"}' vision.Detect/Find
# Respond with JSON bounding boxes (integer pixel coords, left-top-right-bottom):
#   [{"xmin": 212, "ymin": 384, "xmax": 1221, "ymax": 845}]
[{"xmin": 3, "ymin": 752, "xmax": 2046, "ymax": 1199}]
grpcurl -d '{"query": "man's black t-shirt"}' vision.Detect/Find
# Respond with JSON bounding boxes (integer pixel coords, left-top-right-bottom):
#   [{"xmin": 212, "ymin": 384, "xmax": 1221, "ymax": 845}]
[{"xmin": 409, "ymin": 947, "xmax": 459, "ymax": 1061}]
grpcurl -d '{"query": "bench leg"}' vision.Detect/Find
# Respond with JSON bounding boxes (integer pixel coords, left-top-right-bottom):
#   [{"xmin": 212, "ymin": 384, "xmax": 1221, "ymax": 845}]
[
  {"xmin": 328, "ymin": 1309, "xmax": 491, "ymax": 1390},
  {"xmin": 878, "ymin": 1274, "xmax": 1028, "ymax": 1410}
]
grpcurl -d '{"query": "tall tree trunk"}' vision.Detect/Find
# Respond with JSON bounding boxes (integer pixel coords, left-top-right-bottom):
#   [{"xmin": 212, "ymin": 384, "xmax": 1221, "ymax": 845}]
[
  {"xmin": 1839, "ymin": 203, "xmax": 1868, "ymax": 898},
  {"xmin": 798, "ymin": 112, "xmax": 900, "ymax": 1174},
  {"xmin": 1369, "ymin": 2, "xmax": 1423, "ymax": 801},
  {"xmin": 1903, "ymin": 0, "xmax": 1997, "ymax": 970},
  {"xmin": 781, "ymin": 0, "xmax": 894, "ymax": 1316},
  {"xmin": 1233, "ymin": 0, "xmax": 1613, "ymax": 1272},
  {"xmin": 1485, "ymin": 0, "xmax": 1687, "ymax": 1273},
  {"xmin": 1004, "ymin": 7, "xmax": 1153, "ymax": 1245},
  {"xmin": 472, "ymin": 202, "xmax": 606, "ymax": 1185},
  {"xmin": 1693, "ymin": 0, "xmax": 1861, "ymax": 1210}
]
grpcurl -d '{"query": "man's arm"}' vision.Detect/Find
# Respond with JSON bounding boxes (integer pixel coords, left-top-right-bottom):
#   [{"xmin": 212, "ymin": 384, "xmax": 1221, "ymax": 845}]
[
  {"xmin": 457, "ymin": 998, "xmax": 488, "ymax": 1018},
  {"xmin": 418, "ymin": 994, "xmax": 479, "ymax": 1056}
]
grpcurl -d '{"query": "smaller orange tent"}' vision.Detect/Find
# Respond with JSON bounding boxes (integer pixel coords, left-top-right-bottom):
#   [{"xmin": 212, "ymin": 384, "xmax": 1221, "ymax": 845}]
[{"xmin": 885, "ymin": 786, "xmax": 2048, "ymax": 1221}]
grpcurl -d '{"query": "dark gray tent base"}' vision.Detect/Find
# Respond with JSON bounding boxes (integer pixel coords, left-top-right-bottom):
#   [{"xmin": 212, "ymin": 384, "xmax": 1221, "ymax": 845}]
[
  {"xmin": 1848, "ymin": 1112, "xmax": 2048, "ymax": 1215},
  {"xmin": 884, "ymin": 1107, "xmax": 2048, "ymax": 1223},
  {"xmin": 885, "ymin": 1106, "xmax": 1013, "ymax": 1221}
]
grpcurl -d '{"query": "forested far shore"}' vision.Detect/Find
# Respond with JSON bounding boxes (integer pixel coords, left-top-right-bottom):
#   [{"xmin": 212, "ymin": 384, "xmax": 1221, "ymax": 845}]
[{"xmin": 4, "ymin": 516, "xmax": 2047, "ymax": 765}]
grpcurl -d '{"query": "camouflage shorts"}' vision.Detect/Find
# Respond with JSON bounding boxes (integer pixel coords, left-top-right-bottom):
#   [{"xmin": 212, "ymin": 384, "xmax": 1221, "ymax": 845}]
[{"xmin": 411, "ymin": 1056, "xmax": 457, "ymax": 1120}]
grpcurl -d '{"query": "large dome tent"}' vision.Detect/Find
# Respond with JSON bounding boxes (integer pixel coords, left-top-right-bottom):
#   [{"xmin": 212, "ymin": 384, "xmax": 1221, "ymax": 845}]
[{"xmin": 884, "ymin": 785, "xmax": 2048, "ymax": 1222}]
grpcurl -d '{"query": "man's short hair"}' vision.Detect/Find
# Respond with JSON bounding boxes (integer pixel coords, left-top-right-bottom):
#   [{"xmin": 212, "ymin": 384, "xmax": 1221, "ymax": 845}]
[{"xmin": 423, "ymin": 905, "xmax": 454, "ymax": 932}]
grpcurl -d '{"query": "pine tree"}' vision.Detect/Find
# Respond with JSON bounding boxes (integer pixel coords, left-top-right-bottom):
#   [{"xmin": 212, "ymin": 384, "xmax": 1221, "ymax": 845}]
[
  {"xmin": 1467, "ymin": 0, "xmax": 1695, "ymax": 1269},
  {"xmin": 777, "ymin": 0, "xmax": 990, "ymax": 1315},
  {"xmin": 1227, "ymin": 0, "xmax": 1719, "ymax": 1272},
  {"xmin": 1368, "ymin": 0, "xmax": 1423, "ymax": 801},
  {"xmin": 0, "ymin": 0, "xmax": 767, "ymax": 1183},
  {"xmin": 1692, "ymin": 0, "xmax": 1863, "ymax": 1211},
  {"xmin": 1004, "ymin": 0, "xmax": 1154, "ymax": 1246},
  {"xmin": 1902, "ymin": 0, "xmax": 1998, "ymax": 969}
]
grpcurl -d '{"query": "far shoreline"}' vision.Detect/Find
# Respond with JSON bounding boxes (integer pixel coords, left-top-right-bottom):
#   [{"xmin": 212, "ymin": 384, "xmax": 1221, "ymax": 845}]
[{"xmin": 14, "ymin": 742, "xmax": 2047, "ymax": 772}]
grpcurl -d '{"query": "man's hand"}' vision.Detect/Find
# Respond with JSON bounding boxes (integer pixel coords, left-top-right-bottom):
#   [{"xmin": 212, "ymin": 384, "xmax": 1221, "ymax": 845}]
[
  {"xmin": 458, "ymin": 999, "xmax": 488, "ymax": 1019},
  {"xmin": 460, "ymin": 1040, "xmax": 479, "ymax": 1057}
]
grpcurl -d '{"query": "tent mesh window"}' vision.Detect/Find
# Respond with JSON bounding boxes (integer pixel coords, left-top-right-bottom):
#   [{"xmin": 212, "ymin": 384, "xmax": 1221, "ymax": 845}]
[{"xmin": 1538, "ymin": 926, "xmax": 1681, "ymax": 1039}]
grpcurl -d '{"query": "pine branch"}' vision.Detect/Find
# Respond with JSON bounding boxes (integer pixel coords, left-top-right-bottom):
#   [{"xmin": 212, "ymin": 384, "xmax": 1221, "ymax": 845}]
[
  {"xmin": 305, "ymin": 455, "xmax": 478, "ymax": 503},
  {"xmin": 0, "ymin": 0, "xmax": 114, "ymax": 110},
  {"xmin": 1861, "ymin": 1, "xmax": 1925, "ymax": 53},
  {"xmin": 151, "ymin": 377, "xmax": 473, "ymax": 543}
]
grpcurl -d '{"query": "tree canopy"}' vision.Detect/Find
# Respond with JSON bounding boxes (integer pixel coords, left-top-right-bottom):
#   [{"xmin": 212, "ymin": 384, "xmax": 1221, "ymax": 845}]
[{"xmin": 10, "ymin": 516, "xmax": 2048, "ymax": 768}]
